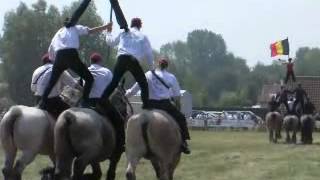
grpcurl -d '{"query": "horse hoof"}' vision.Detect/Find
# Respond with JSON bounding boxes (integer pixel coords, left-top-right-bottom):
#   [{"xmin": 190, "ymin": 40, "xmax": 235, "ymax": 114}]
[{"xmin": 126, "ymin": 172, "xmax": 135, "ymax": 180}]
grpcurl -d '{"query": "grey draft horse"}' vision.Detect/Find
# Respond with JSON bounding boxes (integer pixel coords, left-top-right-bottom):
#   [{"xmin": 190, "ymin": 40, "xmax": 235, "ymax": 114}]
[
  {"xmin": 126, "ymin": 109, "xmax": 182, "ymax": 180},
  {"xmin": 266, "ymin": 111, "xmax": 283, "ymax": 143},
  {"xmin": 0, "ymin": 87, "xmax": 81, "ymax": 180},
  {"xmin": 54, "ymin": 86, "xmax": 130, "ymax": 180},
  {"xmin": 300, "ymin": 100, "xmax": 316, "ymax": 144},
  {"xmin": 0, "ymin": 106, "xmax": 55, "ymax": 180},
  {"xmin": 283, "ymin": 99, "xmax": 300, "ymax": 144},
  {"xmin": 265, "ymin": 97, "xmax": 283, "ymax": 143}
]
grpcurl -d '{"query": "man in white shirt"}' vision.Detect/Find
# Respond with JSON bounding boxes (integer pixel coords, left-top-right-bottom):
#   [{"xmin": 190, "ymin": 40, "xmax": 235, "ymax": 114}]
[
  {"xmin": 126, "ymin": 58, "xmax": 191, "ymax": 154},
  {"xmin": 39, "ymin": 0, "xmax": 108, "ymax": 109},
  {"xmin": 31, "ymin": 53, "xmax": 78, "ymax": 118},
  {"xmin": 87, "ymin": 52, "xmax": 125, "ymax": 151},
  {"xmin": 101, "ymin": 18, "xmax": 154, "ymax": 109}
]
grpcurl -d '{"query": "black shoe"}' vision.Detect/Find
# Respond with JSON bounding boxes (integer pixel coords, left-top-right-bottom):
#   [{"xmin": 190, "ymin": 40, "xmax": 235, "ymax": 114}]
[
  {"xmin": 142, "ymin": 102, "xmax": 152, "ymax": 109},
  {"xmin": 181, "ymin": 141, "xmax": 191, "ymax": 154},
  {"xmin": 37, "ymin": 99, "xmax": 47, "ymax": 110},
  {"xmin": 80, "ymin": 99, "xmax": 91, "ymax": 108}
]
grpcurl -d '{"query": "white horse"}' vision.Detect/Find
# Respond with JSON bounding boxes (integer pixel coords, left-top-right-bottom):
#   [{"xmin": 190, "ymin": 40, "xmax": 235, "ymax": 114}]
[
  {"xmin": 0, "ymin": 86, "xmax": 81, "ymax": 180},
  {"xmin": 0, "ymin": 105, "xmax": 55, "ymax": 180},
  {"xmin": 54, "ymin": 85, "xmax": 130, "ymax": 180},
  {"xmin": 125, "ymin": 110, "xmax": 182, "ymax": 180}
]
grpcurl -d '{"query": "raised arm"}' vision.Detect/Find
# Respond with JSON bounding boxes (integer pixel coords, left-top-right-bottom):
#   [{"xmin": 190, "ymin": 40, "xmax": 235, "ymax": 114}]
[
  {"xmin": 144, "ymin": 36, "xmax": 155, "ymax": 70},
  {"xmin": 88, "ymin": 24, "xmax": 108, "ymax": 34},
  {"xmin": 105, "ymin": 22, "xmax": 121, "ymax": 47},
  {"xmin": 125, "ymin": 82, "xmax": 140, "ymax": 98}
]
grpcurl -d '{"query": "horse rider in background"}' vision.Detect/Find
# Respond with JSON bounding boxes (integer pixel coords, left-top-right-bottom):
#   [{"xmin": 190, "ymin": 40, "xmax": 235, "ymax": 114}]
[
  {"xmin": 38, "ymin": 0, "xmax": 109, "ymax": 110},
  {"xmin": 87, "ymin": 52, "xmax": 126, "ymax": 152},
  {"xmin": 31, "ymin": 53, "xmax": 79, "ymax": 118},
  {"xmin": 100, "ymin": 17, "xmax": 154, "ymax": 110},
  {"xmin": 126, "ymin": 57, "xmax": 191, "ymax": 154}
]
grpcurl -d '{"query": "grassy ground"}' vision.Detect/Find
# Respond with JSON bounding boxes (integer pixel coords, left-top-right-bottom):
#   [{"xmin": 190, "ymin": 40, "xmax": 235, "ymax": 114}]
[{"xmin": 1, "ymin": 130, "xmax": 320, "ymax": 180}]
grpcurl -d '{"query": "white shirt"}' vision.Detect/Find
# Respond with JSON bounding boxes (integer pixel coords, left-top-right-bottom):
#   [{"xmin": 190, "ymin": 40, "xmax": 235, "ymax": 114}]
[
  {"xmin": 48, "ymin": 25, "xmax": 90, "ymax": 60},
  {"xmin": 126, "ymin": 69, "xmax": 181, "ymax": 100},
  {"xmin": 31, "ymin": 64, "xmax": 78, "ymax": 98},
  {"xmin": 106, "ymin": 27, "xmax": 154, "ymax": 69},
  {"xmin": 88, "ymin": 64, "xmax": 113, "ymax": 98}
]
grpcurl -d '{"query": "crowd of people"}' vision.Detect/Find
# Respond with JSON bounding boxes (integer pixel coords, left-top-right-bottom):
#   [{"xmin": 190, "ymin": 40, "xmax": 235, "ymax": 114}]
[{"xmin": 30, "ymin": 0, "xmax": 190, "ymax": 154}]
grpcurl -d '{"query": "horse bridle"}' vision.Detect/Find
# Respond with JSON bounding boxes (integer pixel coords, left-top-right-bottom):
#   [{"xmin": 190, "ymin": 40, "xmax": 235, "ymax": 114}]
[{"xmin": 112, "ymin": 87, "xmax": 134, "ymax": 120}]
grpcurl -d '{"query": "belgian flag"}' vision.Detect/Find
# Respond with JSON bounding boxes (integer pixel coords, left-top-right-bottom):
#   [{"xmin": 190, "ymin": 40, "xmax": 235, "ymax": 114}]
[{"xmin": 270, "ymin": 38, "xmax": 290, "ymax": 57}]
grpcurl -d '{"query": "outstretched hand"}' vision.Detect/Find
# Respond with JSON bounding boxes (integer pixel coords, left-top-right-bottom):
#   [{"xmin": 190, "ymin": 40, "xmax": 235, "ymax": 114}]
[{"xmin": 106, "ymin": 22, "xmax": 113, "ymax": 32}]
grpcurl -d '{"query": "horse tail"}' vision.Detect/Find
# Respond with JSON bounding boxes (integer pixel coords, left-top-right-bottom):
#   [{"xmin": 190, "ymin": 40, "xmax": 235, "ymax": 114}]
[
  {"xmin": 141, "ymin": 121, "xmax": 153, "ymax": 158},
  {"xmin": 0, "ymin": 106, "xmax": 22, "ymax": 156},
  {"xmin": 55, "ymin": 111, "xmax": 78, "ymax": 158}
]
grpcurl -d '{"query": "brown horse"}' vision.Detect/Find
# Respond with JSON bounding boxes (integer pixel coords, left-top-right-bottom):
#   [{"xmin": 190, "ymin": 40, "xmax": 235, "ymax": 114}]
[
  {"xmin": 54, "ymin": 86, "xmax": 129, "ymax": 180},
  {"xmin": 125, "ymin": 109, "xmax": 182, "ymax": 180}
]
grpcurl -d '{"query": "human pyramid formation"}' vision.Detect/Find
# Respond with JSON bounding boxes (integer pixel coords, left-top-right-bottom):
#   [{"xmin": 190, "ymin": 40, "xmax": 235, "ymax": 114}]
[
  {"xmin": 32, "ymin": 0, "xmax": 191, "ymax": 154},
  {"xmin": 271, "ymin": 57, "xmax": 313, "ymax": 115}
]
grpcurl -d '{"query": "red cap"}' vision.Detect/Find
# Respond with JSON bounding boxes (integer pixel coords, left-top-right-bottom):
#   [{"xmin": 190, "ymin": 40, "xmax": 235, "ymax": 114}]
[
  {"xmin": 41, "ymin": 53, "xmax": 51, "ymax": 64},
  {"xmin": 131, "ymin": 18, "xmax": 142, "ymax": 28},
  {"xmin": 90, "ymin": 53, "xmax": 102, "ymax": 63},
  {"xmin": 159, "ymin": 58, "xmax": 169, "ymax": 66}
]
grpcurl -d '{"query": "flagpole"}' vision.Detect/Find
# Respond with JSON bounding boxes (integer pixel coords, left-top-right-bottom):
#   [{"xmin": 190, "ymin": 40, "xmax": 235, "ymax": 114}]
[{"xmin": 107, "ymin": 7, "xmax": 113, "ymax": 62}]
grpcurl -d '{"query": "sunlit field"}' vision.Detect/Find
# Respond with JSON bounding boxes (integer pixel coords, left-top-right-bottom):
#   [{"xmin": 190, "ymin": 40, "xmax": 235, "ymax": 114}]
[{"xmin": 1, "ymin": 130, "xmax": 320, "ymax": 180}]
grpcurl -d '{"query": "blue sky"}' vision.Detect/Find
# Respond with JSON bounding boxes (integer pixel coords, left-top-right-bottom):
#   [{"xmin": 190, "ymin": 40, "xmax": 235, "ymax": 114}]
[{"xmin": 1, "ymin": 0, "xmax": 320, "ymax": 66}]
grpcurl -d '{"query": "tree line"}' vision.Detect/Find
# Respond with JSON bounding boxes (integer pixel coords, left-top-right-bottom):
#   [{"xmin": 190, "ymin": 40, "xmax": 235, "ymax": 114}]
[{"xmin": 0, "ymin": 0, "xmax": 320, "ymax": 107}]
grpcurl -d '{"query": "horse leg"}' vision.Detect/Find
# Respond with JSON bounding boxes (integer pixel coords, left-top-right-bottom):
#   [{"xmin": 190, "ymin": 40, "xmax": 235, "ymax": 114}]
[
  {"xmin": 126, "ymin": 158, "xmax": 140, "ymax": 180},
  {"xmin": 285, "ymin": 130, "xmax": 290, "ymax": 143},
  {"xmin": 106, "ymin": 150, "xmax": 123, "ymax": 180},
  {"xmin": 292, "ymin": 130, "xmax": 297, "ymax": 144},
  {"xmin": 158, "ymin": 162, "xmax": 170, "ymax": 180},
  {"xmin": 150, "ymin": 158, "xmax": 161, "ymax": 178},
  {"xmin": 268, "ymin": 130, "xmax": 273, "ymax": 143},
  {"xmin": 2, "ymin": 145, "xmax": 17, "ymax": 180},
  {"xmin": 72, "ymin": 157, "xmax": 90, "ymax": 180},
  {"xmin": 168, "ymin": 155, "xmax": 181, "ymax": 180},
  {"xmin": 91, "ymin": 163, "xmax": 102, "ymax": 180},
  {"xmin": 54, "ymin": 155, "xmax": 73, "ymax": 180},
  {"xmin": 13, "ymin": 150, "xmax": 37, "ymax": 180}
]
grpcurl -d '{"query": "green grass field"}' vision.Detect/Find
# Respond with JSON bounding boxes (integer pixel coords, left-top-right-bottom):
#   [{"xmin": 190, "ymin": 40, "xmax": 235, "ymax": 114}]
[{"xmin": 1, "ymin": 130, "xmax": 320, "ymax": 180}]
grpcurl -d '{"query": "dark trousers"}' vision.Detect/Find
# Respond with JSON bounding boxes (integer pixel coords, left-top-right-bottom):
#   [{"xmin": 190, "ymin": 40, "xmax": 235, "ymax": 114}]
[
  {"xmin": 293, "ymin": 98, "xmax": 305, "ymax": 113},
  {"xmin": 101, "ymin": 55, "xmax": 149, "ymax": 106},
  {"xmin": 65, "ymin": 0, "xmax": 91, "ymax": 28},
  {"xmin": 278, "ymin": 100, "xmax": 290, "ymax": 113},
  {"xmin": 109, "ymin": 0, "xmax": 128, "ymax": 29},
  {"xmin": 42, "ymin": 49, "xmax": 93, "ymax": 101},
  {"xmin": 149, "ymin": 99, "xmax": 190, "ymax": 140},
  {"xmin": 285, "ymin": 71, "xmax": 296, "ymax": 84},
  {"xmin": 46, "ymin": 97, "xmax": 70, "ymax": 119},
  {"xmin": 96, "ymin": 99, "xmax": 125, "ymax": 147}
]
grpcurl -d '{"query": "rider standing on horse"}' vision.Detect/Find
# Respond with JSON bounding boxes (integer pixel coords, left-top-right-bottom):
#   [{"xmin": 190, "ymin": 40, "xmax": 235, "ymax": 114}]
[
  {"xmin": 275, "ymin": 85, "xmax": 291, "ymax": 114},
  {"xmin": 279, "ymin": 58, "xmax": 296, "ymax": 84},
  {"xmin": 38, "ymin": 0, "xmax": 109, "ymax": 110},
  {"xmin": 87, "ymin": 52, "xmax": 126, "ymax": 152},
  {"xmin": 126, "ymin": 57, "xmax": 191, "ymax": 154},
  {"xmin": 293, "ymin": 83, "xmax": 308, "ymax": 113},
  {"xmin": 31, "ymin": 53, "xmax": 79, "ymax": 118},
  {"xmin": 101, "ymin": 18, "xmax": 154, "ymax": 109}
]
